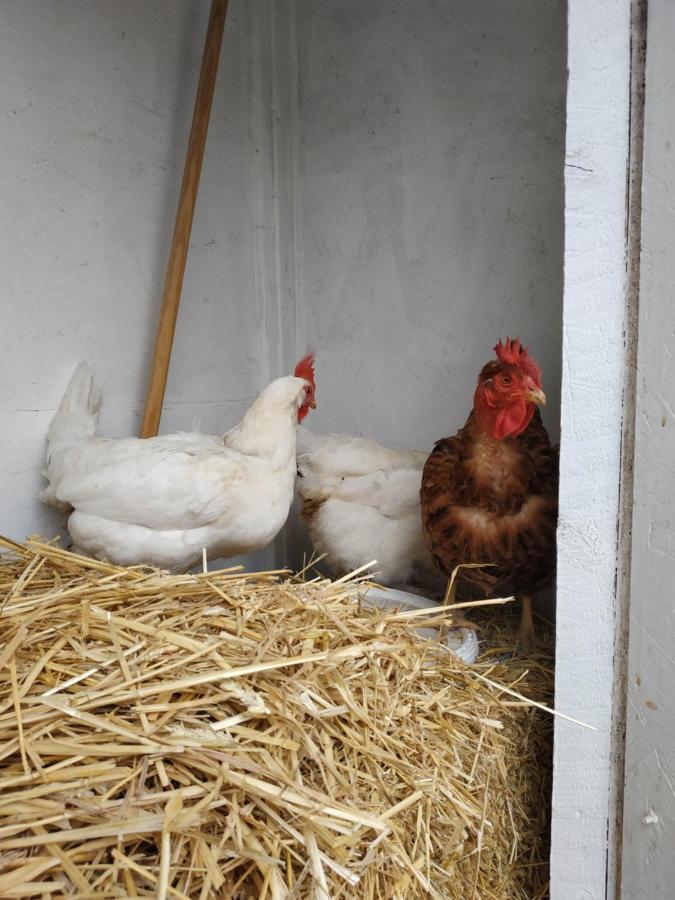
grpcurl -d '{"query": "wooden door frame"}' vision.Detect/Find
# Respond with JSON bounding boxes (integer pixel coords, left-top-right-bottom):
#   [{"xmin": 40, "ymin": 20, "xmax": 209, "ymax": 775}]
[{"xmin": 550, "ymin": 1, "xmax": 646, "ymax": 896}]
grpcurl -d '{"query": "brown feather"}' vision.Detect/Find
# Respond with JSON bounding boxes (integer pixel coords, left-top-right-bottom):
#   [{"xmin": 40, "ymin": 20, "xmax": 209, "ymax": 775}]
[
  {"xmin": 300, "ymin": 497, "xmax": 324, "ymax": 522},
  {"xmin": 299, "ymin": 497, "xmax": 328, "ymax": 566},
  {"xmin": 420, "ymin": 409, "xmax": 558, "ymax": 600}
]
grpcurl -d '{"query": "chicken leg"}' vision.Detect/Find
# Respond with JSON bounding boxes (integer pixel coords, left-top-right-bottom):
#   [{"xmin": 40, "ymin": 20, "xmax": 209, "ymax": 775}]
[{"xmin": 517, "ymin": 594, "xmax": 536, "ymax": 653}]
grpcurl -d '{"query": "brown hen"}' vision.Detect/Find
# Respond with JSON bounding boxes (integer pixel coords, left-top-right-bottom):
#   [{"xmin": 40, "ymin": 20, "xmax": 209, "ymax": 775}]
[{"xmin": 420, "ymin": 339, "xmax": 558, "ymax": 650}]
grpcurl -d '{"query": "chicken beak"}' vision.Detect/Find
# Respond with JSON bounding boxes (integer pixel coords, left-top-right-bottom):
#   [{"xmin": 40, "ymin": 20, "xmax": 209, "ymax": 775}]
[
  {"xmin": 525, "ymin": 388, "xmax": 546, "ymax": 406},
  {"xmin": 308, "ymin": 398, "xmax": 317, "ymax": 409}
]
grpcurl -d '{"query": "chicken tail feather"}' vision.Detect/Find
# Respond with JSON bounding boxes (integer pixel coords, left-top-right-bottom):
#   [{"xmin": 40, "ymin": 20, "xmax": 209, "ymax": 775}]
[
  {"xmin": 50, "ymin": 364, "xmax": 102, "ymax": 444},
  {"xmin": 42, "ymin": 364, "xmax": 103, "ymax": 510}
]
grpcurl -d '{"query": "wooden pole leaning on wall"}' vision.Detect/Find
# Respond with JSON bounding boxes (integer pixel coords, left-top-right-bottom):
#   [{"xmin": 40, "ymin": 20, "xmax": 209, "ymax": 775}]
[{"xmin": 140, "ymin": 0, "xmax": 228, "ymax": 438}]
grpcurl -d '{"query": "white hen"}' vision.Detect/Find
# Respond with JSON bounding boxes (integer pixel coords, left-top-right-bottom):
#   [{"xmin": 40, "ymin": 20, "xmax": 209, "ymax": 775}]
[
  {"xmin": 295, "ymin": 428, "xmax": 444, "ymax": 594},
  {"xmin": 42, "ymin": 359, "xmax": 316, "ymax": 572}
]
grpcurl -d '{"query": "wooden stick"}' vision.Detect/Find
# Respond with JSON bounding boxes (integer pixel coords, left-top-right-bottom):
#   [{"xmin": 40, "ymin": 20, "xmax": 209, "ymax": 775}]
[{"xmin": 140, "ymin": 0, "xmax": 228, "ymax": 438}]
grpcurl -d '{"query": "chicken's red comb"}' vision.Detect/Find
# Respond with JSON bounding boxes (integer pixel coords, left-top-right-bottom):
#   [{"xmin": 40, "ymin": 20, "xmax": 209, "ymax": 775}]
[
  {"xmin": 494, "ymin": 338, "xmax": 542, "ymax": 385},
  {"xmin": 294, "ymin": 353, "xmax": 316, "ymax": 388}
]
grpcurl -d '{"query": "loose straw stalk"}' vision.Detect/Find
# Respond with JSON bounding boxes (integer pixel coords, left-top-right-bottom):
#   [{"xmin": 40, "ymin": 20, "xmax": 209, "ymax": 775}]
[{"xmin": 0, "ymin": 536, "xmax": 554, "ymax": 898}]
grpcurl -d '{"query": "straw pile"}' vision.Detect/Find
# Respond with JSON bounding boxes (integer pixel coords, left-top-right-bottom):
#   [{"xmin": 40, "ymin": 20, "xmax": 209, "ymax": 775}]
[{"xmin": 0, "ymin": 537, "xmax": 553, "ymax": 899}]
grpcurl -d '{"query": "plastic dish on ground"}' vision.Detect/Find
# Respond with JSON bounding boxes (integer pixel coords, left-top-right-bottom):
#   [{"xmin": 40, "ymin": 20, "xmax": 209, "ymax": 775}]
[{"xmin": 361, "ymin": 585, "xmax": 479, "ymax": 665}]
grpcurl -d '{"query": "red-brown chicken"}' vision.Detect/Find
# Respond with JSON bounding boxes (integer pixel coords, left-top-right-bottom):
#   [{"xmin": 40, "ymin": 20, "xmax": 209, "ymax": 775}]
[{"xmin": 420, "ymin": 339, "xmax": 558, "ymax": 650}]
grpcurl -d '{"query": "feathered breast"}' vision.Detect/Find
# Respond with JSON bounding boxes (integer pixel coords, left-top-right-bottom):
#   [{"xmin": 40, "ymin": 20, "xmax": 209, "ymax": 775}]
[{"xmin": 420, "ymin": 411, "xmax": 558, "ymax": 597}]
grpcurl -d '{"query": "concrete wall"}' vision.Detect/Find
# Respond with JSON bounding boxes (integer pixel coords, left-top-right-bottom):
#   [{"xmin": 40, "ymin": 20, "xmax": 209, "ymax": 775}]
[
  {"xmin": 0, "ymin": 0, "xmax": 282, "ymax": 568},
  {"xmin": 621, "ymin": 1, "xmax": 675, "ymax": 894},
  {"xmin": 293, "ymin": 0, "xmax": 565, "ymax": 448},
  {"xmin": 1, "ymin": 0, "xmax": 566, "ymax": 576},
  {"xmin": 285, "ymin": 0, "xmax": 566, "ymax": 573}
]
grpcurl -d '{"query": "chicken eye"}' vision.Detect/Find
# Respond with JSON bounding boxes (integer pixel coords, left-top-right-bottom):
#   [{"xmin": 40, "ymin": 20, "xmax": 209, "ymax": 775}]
[{"xmin": 500, "ymin": 375, "xmax": 511, "ymax": 386}]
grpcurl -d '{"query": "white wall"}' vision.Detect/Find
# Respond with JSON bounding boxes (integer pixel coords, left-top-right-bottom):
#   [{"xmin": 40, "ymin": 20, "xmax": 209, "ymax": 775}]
[
  {"xmin": 285, "ymin": 0, "xmax": 565, "ymax": 573},
  {"xmin": 0, "ymin": 0, "xmax": 283, "ymax": 568},
  {"xmin": 1, "ymin": 0, "xmax": 566, "ymax": 578},
  {"xmin": 621, "ymin": 1, "xmax": 675, "ymax": 894},
  {"xmin": 293, "ymin": 0, "xmax": 565, "ymax": 447}
]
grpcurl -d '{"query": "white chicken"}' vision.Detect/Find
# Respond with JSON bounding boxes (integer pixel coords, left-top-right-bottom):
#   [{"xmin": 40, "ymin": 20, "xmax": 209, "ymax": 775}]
[
  {"xmin": 295, "ymin": 428, "xmax": 444, "ymax": 594},
  {"xmin": 42, "ymin": 356, "xmax": 317, "ymax": 572}
]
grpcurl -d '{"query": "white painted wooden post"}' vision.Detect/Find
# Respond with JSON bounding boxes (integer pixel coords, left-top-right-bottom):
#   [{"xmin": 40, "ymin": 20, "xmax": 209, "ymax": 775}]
[
  {"xmin": 550, "ymin": 0, "xmax": 634, "ymax": 896},
  {"xmin": 621, "ymin": 0, "xmax": 675, "ymax": 894}
]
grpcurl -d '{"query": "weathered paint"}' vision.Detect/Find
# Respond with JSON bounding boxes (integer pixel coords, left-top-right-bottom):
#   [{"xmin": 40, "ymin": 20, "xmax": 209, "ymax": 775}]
[
  {"xmin": 550, "ymin": 0, "xmax": 633, "ymax": 896},
  {"xmin": 621, "ymin": 1, "xmax": 675, "ymax": 895},
  {"xmin": 606, "ymin": 1, "xmax": 647, "ymax": 893}
]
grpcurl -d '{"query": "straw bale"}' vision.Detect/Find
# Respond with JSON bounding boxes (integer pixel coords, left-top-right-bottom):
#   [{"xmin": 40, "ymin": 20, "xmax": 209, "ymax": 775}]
[{"xmin": 0, "ymin": 536, "xmax": 554, "ymax": 898}]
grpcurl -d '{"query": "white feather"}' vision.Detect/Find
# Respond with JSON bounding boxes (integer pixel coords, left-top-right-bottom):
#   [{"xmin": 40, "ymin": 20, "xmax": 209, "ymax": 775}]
[
  {"xmin": 42, "ymin": 367, "xmax": 311, "ymax": 571},
  {"xmin": 295, "ymin": 427, "xmax": 444, "ymax": 594}
]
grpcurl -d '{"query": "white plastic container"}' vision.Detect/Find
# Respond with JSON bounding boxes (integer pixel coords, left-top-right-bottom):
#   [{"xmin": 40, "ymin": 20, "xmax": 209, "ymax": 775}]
[{"xmin": 361, "ymin": 586, "xmax": 479, "ymax": 665}]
